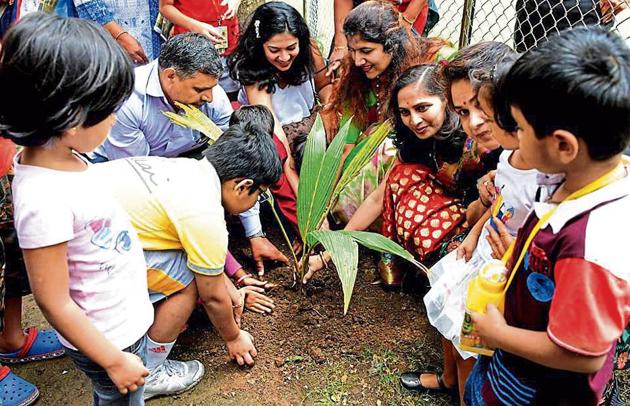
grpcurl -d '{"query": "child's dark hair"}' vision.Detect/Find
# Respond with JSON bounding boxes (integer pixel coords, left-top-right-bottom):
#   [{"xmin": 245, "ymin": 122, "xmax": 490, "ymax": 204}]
[
  {"xmin": 291, "ymin": 132, "xmax": 308, "ymax": 174},
  {"xmin": 470, "ymin": 53, "xmax": 520, "ymax": 132},
  {"xmin": 0, "ymin": 13, "xmax": 133, "ymax": 147},
  {"xmin": 390, "ymin": 64, "xmax": 465, "ymax": 166},
  {"xmin": 229, "ymin": 105, "xmax": 275, "ymax": 135},
  {"xmin": 441, "ymin": 41, "xmax": 515, "ymax": 105},
  {"xmin": 228, "ymin": 1, "xmax": 313, "ymax": 93},
  {"xmin": 505, "ymin": 27, "xmax": 630, "ymax": 160},
  {"xmin": 159, "ymin": 32, "xmax": 223, "ymax": 79},
  {"xmin": 204, "ymin": 123, "xmax": 282, "ymax": 192}
]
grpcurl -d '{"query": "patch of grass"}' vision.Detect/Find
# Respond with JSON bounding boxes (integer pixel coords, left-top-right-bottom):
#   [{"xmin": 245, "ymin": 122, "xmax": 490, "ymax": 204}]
[
  {"xmin": 303, "ymin": 365, "xmax": 351, "ymax": 406},
  {"xmin": 359, "ymin": 345, "xmax": 451, "ymax": 406}
]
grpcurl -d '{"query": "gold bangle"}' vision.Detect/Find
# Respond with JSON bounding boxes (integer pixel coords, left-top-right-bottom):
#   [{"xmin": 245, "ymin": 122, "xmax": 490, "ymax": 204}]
[
  {"xmin": 115, "ymin": 31, "xmax": 128, "ymax": 41},
  {"xmin": 401, "ymin": 14, "xmax": 416, "ymax": 26},
  {"xmin": 333, "ymin": 46, "xmax": 347, "ymax": 51}
]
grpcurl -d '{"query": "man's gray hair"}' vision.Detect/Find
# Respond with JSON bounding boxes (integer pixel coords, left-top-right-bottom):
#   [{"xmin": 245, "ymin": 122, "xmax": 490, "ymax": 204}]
[{"xmin": 158, "ymin": 32, "xmax": 223, "ymax": 78}]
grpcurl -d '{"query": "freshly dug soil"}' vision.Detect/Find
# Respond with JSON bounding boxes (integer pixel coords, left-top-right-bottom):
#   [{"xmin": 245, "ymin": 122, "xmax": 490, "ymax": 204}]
[{"xmin": 15, "ymin": 221, "xmax": 629, "ymax": 405}]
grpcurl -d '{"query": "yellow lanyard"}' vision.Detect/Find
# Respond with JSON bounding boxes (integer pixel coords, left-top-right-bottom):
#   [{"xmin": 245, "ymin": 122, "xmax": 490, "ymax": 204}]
[
  {"xmin": 500, "ymin": 163, "xmax": 627, "ymax": 294},
  {"xmin": 492, "ymin": 194, "xmax": 504, "ymax": 218}
]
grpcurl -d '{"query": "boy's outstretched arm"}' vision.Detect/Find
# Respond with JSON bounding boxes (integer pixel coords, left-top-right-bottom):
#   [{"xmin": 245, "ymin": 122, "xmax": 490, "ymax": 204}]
[
  {"xmin": 472, "ymin": 304, "xmax": 608, "ymax": 374},
  {"xmin": 23, "ymin": 243, "xmax": 149, "ymax": 394},
  {"xmin": 194, "ymin": 272, "xmax": 257, "ymax": 366}
]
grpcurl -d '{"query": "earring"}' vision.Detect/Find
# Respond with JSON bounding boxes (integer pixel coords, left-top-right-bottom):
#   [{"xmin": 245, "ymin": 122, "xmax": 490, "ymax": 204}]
[{"xmin": 254, "ymin": 20, "xmax": 260, "ymax": 39}]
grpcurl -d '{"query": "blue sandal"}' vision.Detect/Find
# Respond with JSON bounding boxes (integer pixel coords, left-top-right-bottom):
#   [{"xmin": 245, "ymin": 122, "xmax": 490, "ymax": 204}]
[
  {"xmin": 0, "ymin": 327, "xmax": 65, "ymax": 364},
  {"xmin": 0, "ymin": 366, "xmax": 39, "ymax": 406}
]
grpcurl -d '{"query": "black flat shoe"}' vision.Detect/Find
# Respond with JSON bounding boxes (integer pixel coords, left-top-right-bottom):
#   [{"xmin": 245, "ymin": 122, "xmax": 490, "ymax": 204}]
[{"xmin": 400, "ymin": 371, "xmax": 450, "ymax": 393}]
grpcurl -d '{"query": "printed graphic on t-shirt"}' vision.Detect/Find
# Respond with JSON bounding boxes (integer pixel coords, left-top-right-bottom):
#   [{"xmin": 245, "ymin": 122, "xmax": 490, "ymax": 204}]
[
  {"xmin": 524, "ymin": 243, "xmax": 555, "ymax": 303},
  {"xmin": 495, "ymin": 201, "xmax": 514, "ymax": 224},
  {"xmin": 124, "ymin": 157, "xmax": 168, "ymax": 193},
  {"xmin": 86, "ymin": 218, "xmax": 133, "ymax": 253}
]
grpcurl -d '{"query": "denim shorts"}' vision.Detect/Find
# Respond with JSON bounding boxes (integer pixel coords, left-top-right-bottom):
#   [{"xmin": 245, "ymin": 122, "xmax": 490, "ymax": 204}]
[{"xmin": 64, "ymin": 335, "xmax": 147, "ymax": 406}]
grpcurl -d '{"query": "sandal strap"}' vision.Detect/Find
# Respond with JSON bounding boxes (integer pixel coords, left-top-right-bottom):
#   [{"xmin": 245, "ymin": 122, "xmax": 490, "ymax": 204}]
[
  {"xmin": 17, "ymin": 327, "xmax": 38, "ymax": 359},
  {"xmin": 0, "ymin": 366, "xmax": 10, "ymax": 381},
  {"xmin": 436, "ymin": 373, "xmax": 447, "ymax": 391}
]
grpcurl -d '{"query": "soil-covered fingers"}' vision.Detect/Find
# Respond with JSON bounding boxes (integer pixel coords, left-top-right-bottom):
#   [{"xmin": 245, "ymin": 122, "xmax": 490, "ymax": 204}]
[
  {"xmin": 243, "ymin": 276, "xmax": 276, "ymax": 290},
  {"xmin": 245, "ymin": 290, "xmax": 275, "ymax": 312},
  {"xmin": 227, "ymin": 330, "xmax": 257, "ymax": 366},
  {"xmin": 302, "ymin": 255, "xmax": 325, "ymax": 284}
]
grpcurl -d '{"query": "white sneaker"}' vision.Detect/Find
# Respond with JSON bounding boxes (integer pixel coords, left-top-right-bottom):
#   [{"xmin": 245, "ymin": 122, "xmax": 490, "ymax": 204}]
[{"xmin": 143, "ymin": 359, "xmax": 205, "ymax": 400}]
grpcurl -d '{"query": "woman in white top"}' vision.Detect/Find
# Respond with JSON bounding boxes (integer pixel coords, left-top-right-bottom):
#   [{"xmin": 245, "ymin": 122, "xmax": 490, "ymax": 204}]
[{"xmin": 228, "ymin": 1, "xmax": 333, "ymax": 194}]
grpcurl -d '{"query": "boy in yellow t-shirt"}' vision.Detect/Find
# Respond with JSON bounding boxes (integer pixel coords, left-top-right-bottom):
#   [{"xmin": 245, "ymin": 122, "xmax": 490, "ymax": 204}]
[{"xmin": 94, "ymin": 122, "xmax": 281, "ymax": 399}]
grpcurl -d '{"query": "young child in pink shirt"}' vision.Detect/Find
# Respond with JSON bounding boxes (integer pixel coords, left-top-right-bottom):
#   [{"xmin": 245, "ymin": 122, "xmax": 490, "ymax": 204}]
[{"xmin": 0, "ymin": 13, "xmax": 153, "ymax": 404}]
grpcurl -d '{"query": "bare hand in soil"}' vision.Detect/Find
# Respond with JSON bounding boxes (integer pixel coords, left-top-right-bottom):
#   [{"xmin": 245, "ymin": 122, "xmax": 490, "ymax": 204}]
[
  {"xmin": 302, "ymin": 252, "xmax": 329, "ymax": 284},
  {"xmin": 226, "ymin": 330, "xmax": 257, "ymax": 366},
  {"xmin": 241, "ymin": 286, "xmax": 276, "ymax": 313},
  {"xmin": 249, "ymin": 236, "xmax": 290, "ymax": 277},
  {"xmin": 242, "ymin": 275, "xmax": 276, "ymax": 290},
  {"xmin": 106, "ymin": 352, "xmax": 149, "ymax": 395},
  {"xmin": 116, "ymin": 33, "xmax": 149, "ymax": 65}
]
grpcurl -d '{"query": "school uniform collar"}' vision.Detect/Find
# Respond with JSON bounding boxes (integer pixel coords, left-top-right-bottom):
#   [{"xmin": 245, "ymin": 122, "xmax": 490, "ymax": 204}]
[{"xmin": 533, "ymin": 166, "xmax": 630, "ymax": 234}]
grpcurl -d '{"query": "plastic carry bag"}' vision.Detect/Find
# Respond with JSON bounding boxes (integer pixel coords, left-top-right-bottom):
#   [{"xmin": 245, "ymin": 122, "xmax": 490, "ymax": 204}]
[{"xmin": 424, "ymin": 249, "xmax": 483, "ymax": 359}]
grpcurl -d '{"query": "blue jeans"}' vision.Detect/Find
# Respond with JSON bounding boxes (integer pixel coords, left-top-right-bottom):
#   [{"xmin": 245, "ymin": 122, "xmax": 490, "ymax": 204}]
[{"xmin": 65, "ymin": 335, "xmax": 147, "ymax": 406}]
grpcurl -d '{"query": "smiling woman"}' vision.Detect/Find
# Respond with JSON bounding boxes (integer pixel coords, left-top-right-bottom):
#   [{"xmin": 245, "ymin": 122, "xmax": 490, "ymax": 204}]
[
  {"xmin": 228, "ymin": 2, "xmax": 332, "ymax": 153},
  {"xmin": 227, "ymin": 1, "xmax": 333, "ymax": 199},
  {"xmin": 324, "ymin": 1, "xmax": 453, "ymax": 229}
]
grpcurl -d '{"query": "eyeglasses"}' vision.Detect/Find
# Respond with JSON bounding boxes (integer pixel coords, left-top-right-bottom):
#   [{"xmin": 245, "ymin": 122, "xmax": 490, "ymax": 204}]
[{"xmin": 258, "ymin": 189, "xmax": 272, "ymax": 204}]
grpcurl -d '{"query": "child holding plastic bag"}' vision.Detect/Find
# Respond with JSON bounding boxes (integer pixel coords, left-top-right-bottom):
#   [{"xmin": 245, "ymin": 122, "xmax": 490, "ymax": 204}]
[{"xmin": 423, "ymin": 53, "xmax": 563, "ymax": 358}]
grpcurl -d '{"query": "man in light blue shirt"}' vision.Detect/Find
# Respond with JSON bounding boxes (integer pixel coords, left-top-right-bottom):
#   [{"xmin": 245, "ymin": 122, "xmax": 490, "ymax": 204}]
[
  {"xmin": 93, "ymin": 32, "xmax": 233, "ymax": 160},
  {"xmin": 93, "ymin": 33, "xmax": 288, "ymax": 276}
]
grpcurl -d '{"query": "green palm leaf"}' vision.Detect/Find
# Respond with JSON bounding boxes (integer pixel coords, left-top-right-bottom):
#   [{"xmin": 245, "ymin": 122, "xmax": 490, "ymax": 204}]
[
  {"xmin": 308, "ymin": 230, "xmax": 358, "ymax": 314},
  {"xmin": 339, "ymin": 230, "xmax": 428, "ymax": 273},
  {"xmin": 297, "ymin": 115, "xmax": 351, "ymax": 239},
  {"xmin": 162, "ymin": 102, "xmax": 223, "ymax": 142}
]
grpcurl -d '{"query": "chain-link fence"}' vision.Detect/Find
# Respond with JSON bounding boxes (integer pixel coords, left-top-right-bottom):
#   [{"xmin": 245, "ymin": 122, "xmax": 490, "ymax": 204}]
[
  {"xmin": 431, "ymin": 0, "xmax": 630, "ymax": 51},
  {"xmin": 295, "ymin": 0, "xmax": 630, "ymax": 54}
]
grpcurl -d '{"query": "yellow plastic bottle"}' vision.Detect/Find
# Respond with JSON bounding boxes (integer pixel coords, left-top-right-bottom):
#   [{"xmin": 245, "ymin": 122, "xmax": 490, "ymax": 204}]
[{"xmin": 459, "ymin": 260, "xmax": 508, "ymax": 356}]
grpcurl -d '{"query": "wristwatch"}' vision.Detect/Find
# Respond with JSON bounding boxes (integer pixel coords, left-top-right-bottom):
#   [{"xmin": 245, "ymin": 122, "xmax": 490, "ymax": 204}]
[{"xmin": 247, "ymin": 230, "xmax": 267, "ymax": 239}]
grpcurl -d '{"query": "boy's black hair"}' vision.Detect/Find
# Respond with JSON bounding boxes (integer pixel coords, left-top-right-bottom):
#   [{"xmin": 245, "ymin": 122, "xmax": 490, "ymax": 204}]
[
  {"xmin": 227, "ymin": 1, "xmax": 313, "ymax": 93},
  {"xmin": 0, "ymin": 13, "xmax": 134, "ymax": 147},
  {"xmin": 229, "ymin": 105, "xmax": 275, "ymax": 135},
  {"xmin": 505, "ymin": 27, "xmax": 630, "ymax": 161},
  {"xmin": 204, "ymin": 123, "xmax": 281, "ymax": 192},
  {"xmin": 158, "ymin": 32, "xmax": 223, "ymax": 79}
]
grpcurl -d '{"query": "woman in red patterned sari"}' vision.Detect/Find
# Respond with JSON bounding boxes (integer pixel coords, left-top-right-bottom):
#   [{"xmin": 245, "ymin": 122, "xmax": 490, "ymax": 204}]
[
  {"xmin": 304, "ymin": 63, "xmax": 483, "ymax": 283},
  {"xmin": 379, "ymin": 64, "xmax": 486, "ymax": 282}
]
